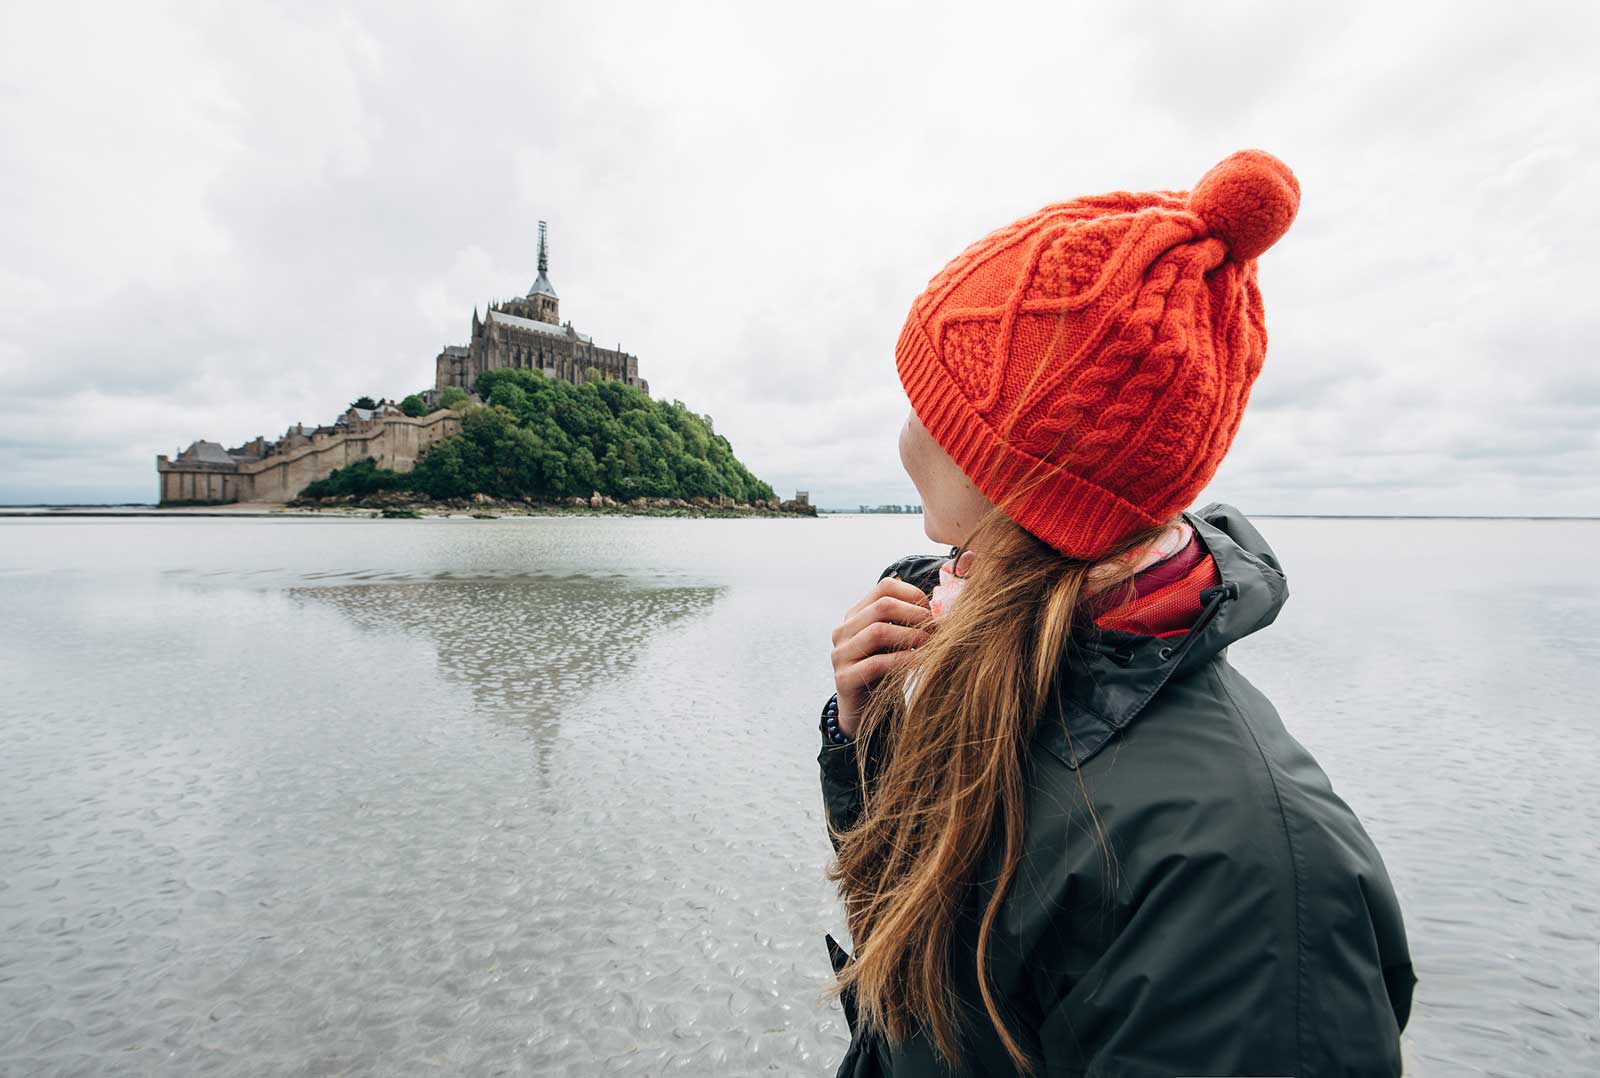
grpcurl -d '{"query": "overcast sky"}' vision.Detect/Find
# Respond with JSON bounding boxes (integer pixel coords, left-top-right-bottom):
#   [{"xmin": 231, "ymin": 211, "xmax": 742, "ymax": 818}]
[{"xmin": 3, "ymin": 1, "xmax": 1596, "ymax": 511}]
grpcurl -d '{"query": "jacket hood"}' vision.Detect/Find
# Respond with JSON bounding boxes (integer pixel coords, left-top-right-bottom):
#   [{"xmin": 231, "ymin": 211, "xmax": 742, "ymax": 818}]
[{"xmin": 1038, "ymin": 500, "xmax": 1289, "ymax": 768}]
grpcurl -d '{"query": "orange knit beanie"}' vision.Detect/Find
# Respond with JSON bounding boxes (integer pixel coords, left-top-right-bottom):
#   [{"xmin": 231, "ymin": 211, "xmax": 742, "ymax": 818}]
[{"xmin": 896, "ymin": 149, "xmax": 1300, "ymax": 559}]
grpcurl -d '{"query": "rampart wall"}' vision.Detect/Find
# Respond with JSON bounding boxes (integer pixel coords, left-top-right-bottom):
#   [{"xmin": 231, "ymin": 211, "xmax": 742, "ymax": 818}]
[{"xmin": 157, "ymin": 411, "xmax": 460, "ymax": 505}]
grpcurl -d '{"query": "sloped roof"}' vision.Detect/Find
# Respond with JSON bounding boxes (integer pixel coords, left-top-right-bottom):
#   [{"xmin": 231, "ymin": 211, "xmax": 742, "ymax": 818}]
[
  {"xmin": 182, "ymin": 440, "xmax": 236, "ymax": 465},
  {"xmin": 527, "ymin": 269, "xmax": 558, "ymax": 299},
  {"xmin": 488, "ymin": 307, "xmax": 592, "ymax": 344}
]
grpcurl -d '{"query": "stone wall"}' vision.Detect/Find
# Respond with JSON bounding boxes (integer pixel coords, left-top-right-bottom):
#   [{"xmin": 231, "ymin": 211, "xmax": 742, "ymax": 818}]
[
  {"xmin": 158, "ymin": 411, "xmax": 461, "ymax": 505},
  {"xmin": 157, "ymin": 464, "xmax": 241, "ymax": 505}
]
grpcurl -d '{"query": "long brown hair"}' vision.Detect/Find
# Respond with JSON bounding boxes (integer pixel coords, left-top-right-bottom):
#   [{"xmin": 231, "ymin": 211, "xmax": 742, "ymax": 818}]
[{"xmin": 821, "ymin": 462, "xmax": 1178, "ymax": 1073}]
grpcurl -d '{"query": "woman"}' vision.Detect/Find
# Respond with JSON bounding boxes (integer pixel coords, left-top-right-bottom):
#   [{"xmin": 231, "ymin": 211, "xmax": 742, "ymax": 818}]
[{"xmin": 817, "ymin": 150, "xmax": 1415, "ymax": 1077}]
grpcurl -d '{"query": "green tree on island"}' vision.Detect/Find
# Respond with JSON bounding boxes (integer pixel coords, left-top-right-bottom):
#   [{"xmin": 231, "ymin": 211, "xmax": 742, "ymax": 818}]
[
  {"xmin": 302, "ymin": 369, "xmax": 778, "ymax": 505},
  {"xmin": 400, "ymin": 394, "xmax": 427, "ymax": 417},
  {"xmin": 299, "ymin": 457, "xmax": 404, "ymax": 499},
  {"xmin": 349, "ymin": 396, "xmax": 378, "ymax": 410}
]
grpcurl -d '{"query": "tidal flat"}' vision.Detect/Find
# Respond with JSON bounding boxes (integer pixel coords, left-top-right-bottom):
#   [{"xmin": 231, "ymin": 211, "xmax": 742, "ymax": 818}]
[{"xmin": 1, "ymin": 513, "xmax": 1596, "ymax": 1075}]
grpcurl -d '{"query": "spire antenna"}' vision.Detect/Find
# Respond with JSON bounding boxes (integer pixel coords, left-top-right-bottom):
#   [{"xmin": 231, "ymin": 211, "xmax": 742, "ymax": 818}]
[{"xmin": 537, "ymin": 220, "xmax": 549, "ymax": 274}]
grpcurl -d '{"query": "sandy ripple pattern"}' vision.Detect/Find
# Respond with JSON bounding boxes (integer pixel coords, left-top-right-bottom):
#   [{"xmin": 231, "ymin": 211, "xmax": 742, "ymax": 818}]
[{"xmin": 1, "ymin": 514, "xmax": 1598, "ymax": 1075}]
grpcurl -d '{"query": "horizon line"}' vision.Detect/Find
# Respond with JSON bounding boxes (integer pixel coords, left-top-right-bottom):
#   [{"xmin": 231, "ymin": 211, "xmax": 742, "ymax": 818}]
[
  {"xmin": 815, "ymin": 509, "xmax": 1600, "ymax": 521},
  {"xmin": 4, "ymin": 503, "xmax": 1599, "ymax": 523}
]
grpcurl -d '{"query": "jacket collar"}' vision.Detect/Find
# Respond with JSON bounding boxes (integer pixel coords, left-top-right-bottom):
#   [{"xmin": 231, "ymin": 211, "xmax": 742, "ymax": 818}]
[
  {"xmin": 874, "ymin": 502, "xmax": 1289, "ymax": 771},
  {"xmin": 1033, "ymin": 501, "xmax": 1290, "ymax": 769}
]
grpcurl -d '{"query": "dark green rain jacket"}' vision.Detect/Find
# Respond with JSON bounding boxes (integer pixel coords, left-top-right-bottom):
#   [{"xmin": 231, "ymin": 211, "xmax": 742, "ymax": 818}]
[{"xmin": 817, "ymin": 502, "xmax": 1416, "ymax": 1077}]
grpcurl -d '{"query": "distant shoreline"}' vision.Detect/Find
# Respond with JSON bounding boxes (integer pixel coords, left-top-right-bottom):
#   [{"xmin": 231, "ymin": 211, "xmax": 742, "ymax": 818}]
[
  {"xmin": 0, "ymin": 500, "xmax": 819, "ymax": 520},
  {"xmin": 2, "ymin": 506, "xmax": 1595, "ymax": 522}
]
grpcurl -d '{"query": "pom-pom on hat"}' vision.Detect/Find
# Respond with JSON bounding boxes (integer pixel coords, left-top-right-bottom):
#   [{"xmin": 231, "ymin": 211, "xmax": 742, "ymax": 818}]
[
  {"xmin": 1187, "ymin": 149, "xmax": 1301, "ymax": 261},
  {"xmin": 894, "ymin": 148, "xmax": 1299, "ymax": 559}
]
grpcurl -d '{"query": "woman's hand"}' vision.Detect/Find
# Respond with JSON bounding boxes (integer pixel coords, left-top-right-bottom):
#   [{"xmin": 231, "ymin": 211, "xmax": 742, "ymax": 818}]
[{"xmin": 829, "ymin": 576, "xmax": 934, "ymax": 737}]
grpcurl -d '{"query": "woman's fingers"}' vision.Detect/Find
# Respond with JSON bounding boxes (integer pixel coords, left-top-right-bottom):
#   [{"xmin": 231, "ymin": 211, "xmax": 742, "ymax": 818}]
[
  {"xmin": 831, "ymin": 619, "xmax": 932, "ymax": 670},
  {"xmin": 829, "ymin": 576, "xmax": 937, "ymax": 736},
  {"xmin": 834, "ymin": 649, "xmax": 921, "ymax": 735},
  {"xmin": 842, "ymin": 576, "xmax": 930, "ymax": 622},
  {"xmin": 845, "ymin": 648, "xmax": 920, "ymax": 686},
  {"xmin": 831, "ymin": 592, "xmax": 933, "ymax": 648}
]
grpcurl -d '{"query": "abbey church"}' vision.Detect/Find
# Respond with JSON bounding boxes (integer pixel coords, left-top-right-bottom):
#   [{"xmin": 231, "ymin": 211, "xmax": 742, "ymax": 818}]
[{"xmin": 434, "ymin": 222, "xmax": 648, "ymax": 398}]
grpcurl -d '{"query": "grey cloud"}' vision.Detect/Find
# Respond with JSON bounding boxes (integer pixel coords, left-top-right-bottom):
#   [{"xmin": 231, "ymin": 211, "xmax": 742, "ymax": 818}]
[{"xmin": 2, "ymin": 0, "xmax": 1597, "ymax": 512}]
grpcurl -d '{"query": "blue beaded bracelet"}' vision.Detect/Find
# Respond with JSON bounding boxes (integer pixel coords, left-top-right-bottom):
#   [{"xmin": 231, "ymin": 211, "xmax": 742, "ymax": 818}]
[{"xmin": 823, "ymin": 693, "xmax": 853, "ymax": 745}]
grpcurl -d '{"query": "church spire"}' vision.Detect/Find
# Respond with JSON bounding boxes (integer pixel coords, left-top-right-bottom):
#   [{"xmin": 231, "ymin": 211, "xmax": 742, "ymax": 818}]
[{"xmin": 526, "ymin": 219, "xmax": 559, "ymax": 321}]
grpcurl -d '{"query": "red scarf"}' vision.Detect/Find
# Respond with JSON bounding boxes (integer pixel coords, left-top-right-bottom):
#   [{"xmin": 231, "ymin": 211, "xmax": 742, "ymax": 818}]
[{"xmin": 927, "ymin": 523, "xmax": 1221, "ymax": 638}]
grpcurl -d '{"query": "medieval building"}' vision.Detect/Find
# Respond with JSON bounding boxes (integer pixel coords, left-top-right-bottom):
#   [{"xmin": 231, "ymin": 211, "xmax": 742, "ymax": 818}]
[
  {"xmin": 158, "ymin": 221, "xmax": 649, "ymax": 505},
  {"xmin": 434, "ymin": 222, "xmax": 649, "ymax": 398},
  {"xmin": 156, "ymin": 403, "xmax": 459, "ymax": 505}
]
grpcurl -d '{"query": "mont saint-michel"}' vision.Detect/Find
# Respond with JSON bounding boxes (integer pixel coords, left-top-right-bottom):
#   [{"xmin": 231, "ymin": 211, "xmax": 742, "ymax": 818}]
[{"xmin": 156, "ymin": 224, "xmax": 802, "ymax": 515}]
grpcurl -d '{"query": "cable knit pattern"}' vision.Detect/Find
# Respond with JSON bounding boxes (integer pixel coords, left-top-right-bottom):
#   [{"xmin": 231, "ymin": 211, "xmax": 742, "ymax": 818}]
[{"xmin": 895, "ymin": 149, "xmax": 1299, "ymax": 558}]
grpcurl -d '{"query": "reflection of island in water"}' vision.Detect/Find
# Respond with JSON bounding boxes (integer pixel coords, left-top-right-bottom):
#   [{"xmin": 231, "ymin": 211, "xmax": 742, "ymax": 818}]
[{"xmin": 292, "ymin": 576, "xmax": 719, "ymax": 763}]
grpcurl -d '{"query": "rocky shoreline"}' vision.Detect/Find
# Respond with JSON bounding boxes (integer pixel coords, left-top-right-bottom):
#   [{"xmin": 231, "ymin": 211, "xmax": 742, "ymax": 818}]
[{"xmin": 290, "ymin": 490, "xmax": 819, "ymax": 519}]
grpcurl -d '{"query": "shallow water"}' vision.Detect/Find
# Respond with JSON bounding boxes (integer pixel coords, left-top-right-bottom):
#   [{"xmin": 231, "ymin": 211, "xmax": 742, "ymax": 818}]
[{"xmin": 1, "ymin": 513, "xmax": 1596, "ymax": 1075}]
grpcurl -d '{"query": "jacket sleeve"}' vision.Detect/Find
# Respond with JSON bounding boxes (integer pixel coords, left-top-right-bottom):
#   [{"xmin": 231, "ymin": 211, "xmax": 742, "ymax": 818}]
[
  {"xmin": 816, "ymin": 552, "xmax": 950, "ymax": 853},
  {"xmin": 818, "ymin": 694, "xmax": 872, "ymax": 853}
]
